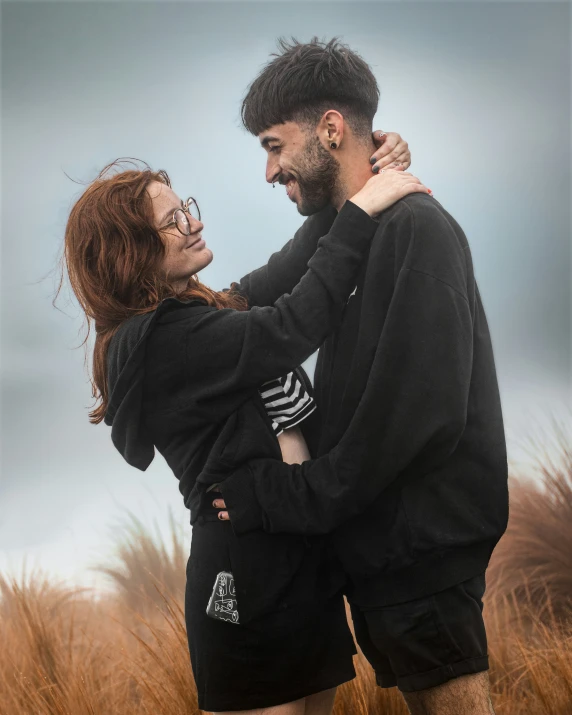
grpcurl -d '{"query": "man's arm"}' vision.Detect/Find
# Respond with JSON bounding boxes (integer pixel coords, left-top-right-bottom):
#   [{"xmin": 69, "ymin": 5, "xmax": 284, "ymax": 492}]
[{"xmin": 218, "ymin": 203, "xmax": 474, "ymax": 535}]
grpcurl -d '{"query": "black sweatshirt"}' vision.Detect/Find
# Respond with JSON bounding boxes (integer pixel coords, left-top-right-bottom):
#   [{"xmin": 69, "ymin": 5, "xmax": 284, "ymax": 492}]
[{"xmin": 219, "ymin": 192, "xmax": 509, "ymax": 607}]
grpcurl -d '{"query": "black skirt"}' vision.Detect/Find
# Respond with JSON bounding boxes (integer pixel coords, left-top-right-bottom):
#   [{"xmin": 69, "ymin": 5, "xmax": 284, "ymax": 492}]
[{"xmin": 185, "ymin": 518, "xmax": 357, "ymax": 712}]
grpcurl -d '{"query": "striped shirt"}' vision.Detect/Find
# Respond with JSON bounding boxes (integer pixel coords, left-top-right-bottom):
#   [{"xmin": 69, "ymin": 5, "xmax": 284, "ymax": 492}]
[{"xmin": 258, "ymin": 368, "xmax": 316, "ymax": 437}]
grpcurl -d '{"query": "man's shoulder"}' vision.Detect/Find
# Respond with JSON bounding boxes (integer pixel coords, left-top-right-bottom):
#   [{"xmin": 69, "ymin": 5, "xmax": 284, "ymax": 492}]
[
  {"xmin": 404, "ymin": 193, "xmax": 468, "ymax": 247},
  {"xmin": 376, "ymin": 192, "xmax": 468, "ymax": 251},
  {"xmin": 377, "ymin": 191, "xmax": 457, "ymax": 228},
  {"xmin": 372, "ymin": 192, "xmax": 473, "ymax": 290}
]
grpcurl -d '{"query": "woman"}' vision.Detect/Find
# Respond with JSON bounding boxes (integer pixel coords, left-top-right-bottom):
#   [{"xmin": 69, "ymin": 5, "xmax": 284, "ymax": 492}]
[{"xmin": 61, "ymin": 135, "xmax": 429, "ymax": 714}]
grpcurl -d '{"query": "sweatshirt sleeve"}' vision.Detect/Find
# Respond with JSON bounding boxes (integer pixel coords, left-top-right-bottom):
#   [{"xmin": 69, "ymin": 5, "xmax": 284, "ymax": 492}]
[
  {"xmin": 218, "ymin": 208, "xmax": 474, "ymax": 535},
  {"xmin": 184, "ymin": 200, "xmax": 378, "ymax": 401},
  {"xmin": 222, "ymin": 206, "xmax": 338, "ymax": 307}
]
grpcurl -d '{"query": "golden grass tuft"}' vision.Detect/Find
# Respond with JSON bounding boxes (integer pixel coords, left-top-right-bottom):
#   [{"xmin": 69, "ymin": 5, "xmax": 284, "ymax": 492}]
[
  {"xmin": 487, "ymin": 422, "xmax": 572, "ymax": 623},
  {"xmin": 92, "ymin": 506, "xmax": 188, "ymax": 618},
  {"xmin": 1, "ymin": 425, "xmax": 572, "ymax": 713}
]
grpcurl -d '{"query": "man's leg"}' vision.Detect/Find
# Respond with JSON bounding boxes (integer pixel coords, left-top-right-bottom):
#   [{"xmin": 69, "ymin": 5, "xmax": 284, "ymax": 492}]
[
  {"xmin": 349, "ymin": 573, "xmax": 493, "ymax": 715},
  {"xmin": 403, "ymin": 672, "xmax": 495, "ymax": 715}
]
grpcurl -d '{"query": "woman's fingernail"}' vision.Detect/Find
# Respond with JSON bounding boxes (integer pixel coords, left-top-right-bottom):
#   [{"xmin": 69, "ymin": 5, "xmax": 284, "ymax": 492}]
[
  {"xmin": 218, "ymin": 512, "xmax": 224, "ymax": 520},
  {"xmin": 372, "ymin": 165, "xmax": 380, "ymax": 173},
  {"xmin": 370, "ymin": 157, "xmax": 376, "ymax": 164}
]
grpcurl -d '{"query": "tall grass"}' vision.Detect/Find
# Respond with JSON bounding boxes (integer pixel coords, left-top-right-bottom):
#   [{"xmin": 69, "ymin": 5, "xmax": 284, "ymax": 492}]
[
  {"xmin": 1, "ymin": 430, "xmax": 572, "ymax": 714},
  {"xmin": 92, "ymin": 507, "xmax": 188, "ymax": 618},
  {"xmin": 487, "ymin": 422, "xmax": 572, "ymax": 622}
]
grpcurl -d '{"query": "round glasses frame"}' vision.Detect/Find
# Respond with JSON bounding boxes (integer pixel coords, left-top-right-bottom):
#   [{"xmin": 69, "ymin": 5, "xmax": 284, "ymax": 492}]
[{"xmin": 158, "ymin": 196, "xmax": 201, "ymax": 236}]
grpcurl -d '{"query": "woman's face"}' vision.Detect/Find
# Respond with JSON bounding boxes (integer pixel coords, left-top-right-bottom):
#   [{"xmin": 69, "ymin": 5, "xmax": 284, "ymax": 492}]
[{"xmin": 147, "ymin": 180, "xmax": 213, "ymax": 291}]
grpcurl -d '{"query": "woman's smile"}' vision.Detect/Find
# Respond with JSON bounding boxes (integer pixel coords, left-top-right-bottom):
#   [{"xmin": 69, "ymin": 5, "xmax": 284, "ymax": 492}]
[{"xmin": 186, "ymin": 234, "xmax": 205, "ymax": 249}]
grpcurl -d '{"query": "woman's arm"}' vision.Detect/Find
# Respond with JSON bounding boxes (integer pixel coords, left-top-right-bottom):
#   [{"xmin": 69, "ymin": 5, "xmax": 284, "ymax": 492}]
[
  {"xmin": 277, "ymin": 426, "xmax": 311, "ymax": 465},
  {"xmin": 223, "ymin": 205, "xmax": 337, "ymax": 307},
  {"xmin": 223, "ymin": 131, "xmax": 411, "ymax": 308},
  {"xmin": 178, "ymin": 172, "xmax": 429, "ymax": 424},
  {"xmin": 183, "ymin": 200, "xmax": 377, "ymax": 407}
]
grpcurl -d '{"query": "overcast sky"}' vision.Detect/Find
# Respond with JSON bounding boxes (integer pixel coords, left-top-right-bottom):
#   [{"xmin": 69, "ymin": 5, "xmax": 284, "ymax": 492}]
[{"xmin": 1, "ymin": 1, "xmax": 570, "ymax": 590}]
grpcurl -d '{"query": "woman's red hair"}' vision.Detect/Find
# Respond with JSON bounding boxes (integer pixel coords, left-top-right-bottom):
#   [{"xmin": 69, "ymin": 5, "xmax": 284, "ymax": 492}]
[{"xmin": 55, "ymin": 159, "xmax": 248, "ymax": 425}]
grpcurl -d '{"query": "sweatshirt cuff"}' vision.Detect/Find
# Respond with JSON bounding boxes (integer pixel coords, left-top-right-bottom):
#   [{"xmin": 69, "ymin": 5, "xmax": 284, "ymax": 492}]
[
  {"xmin": 335, "ymin": 198, "xmax": 380, "ymax": 235},
  {"xmin": 218, "ymin": 465, "xmax": 264, "ymax": 535}
]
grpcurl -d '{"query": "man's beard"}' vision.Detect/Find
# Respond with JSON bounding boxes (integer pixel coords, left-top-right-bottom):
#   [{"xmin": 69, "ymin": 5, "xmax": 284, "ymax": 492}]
[{"xmin": 288, "ymin": 135, "xmax": 340, "ymax": 216}]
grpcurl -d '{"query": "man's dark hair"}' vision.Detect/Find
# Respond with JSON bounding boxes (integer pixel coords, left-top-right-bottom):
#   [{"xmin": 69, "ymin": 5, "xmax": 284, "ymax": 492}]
[{"xmin": 241, "ymin": 37, "xmax": 379, "ymax": 141}]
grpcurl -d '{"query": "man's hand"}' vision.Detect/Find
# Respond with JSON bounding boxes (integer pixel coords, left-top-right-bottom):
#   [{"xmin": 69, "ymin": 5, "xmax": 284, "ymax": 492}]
[{"xmin": 370, "ymin": 131, "xmax": 411, "ymax": 173}]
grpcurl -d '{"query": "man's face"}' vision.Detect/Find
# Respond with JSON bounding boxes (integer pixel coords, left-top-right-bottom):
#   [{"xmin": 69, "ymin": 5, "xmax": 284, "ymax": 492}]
[{"xmin": 259, "ymin": 121, "xmax": 340, "ymax": 216}]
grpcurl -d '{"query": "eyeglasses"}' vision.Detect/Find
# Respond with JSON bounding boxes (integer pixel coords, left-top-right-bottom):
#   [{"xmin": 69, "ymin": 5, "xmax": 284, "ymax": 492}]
[{"xmin": 158, "ymin": 197, "xmax": 201, "ymax": 236}]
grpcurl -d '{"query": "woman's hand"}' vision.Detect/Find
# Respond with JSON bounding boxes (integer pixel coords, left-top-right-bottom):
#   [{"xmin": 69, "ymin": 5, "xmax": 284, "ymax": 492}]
[
  {"xmin": 370, "ymin": 130, "xmax": 411, "ymax": 173},
  {"xmin": 210, "ymin": 487, "xmax": 230, "ymax": 521},
  {"xmin": 349, "ymin": 168, "xmax": 432, "ymax": 218}
]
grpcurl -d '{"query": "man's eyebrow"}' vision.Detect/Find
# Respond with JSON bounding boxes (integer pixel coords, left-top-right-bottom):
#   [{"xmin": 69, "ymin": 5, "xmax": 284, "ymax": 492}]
[
  {"xmin": 159, "ymin": 200, "xmax": 183, "ymax": 225},
  {"xmin": 260, "ymin": 135, "xmax": 280, "ymax": 148}
]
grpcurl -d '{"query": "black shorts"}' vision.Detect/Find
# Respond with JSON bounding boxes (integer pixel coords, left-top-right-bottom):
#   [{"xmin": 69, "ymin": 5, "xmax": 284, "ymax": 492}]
[
  {"xmin": 185, "ymin": 519, "xmax": 357, "ymax": 712},
  {"xmin": 349, "ymin": 573, "xmax": 489, "ymax": 693}
]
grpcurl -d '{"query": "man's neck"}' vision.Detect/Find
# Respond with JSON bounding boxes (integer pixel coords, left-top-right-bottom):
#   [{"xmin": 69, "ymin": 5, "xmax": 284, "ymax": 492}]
[{"xmin": 331, "ymin": 142, "xmax": 377, "ymax": 212}]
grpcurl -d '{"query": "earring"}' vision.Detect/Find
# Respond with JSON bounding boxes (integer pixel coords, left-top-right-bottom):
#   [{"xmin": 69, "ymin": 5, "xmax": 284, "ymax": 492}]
[
  {"xmin": 330, "ymin": 142, "xmax": 337, "ymax": 149},
  {"xmin": 272, "ymin": 182, "xmax": 275, "ymax": 188}
]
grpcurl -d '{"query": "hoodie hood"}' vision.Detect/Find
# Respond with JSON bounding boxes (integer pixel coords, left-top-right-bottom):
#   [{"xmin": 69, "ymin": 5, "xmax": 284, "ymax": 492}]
[{"xmin": 103, "ymin": 297, "xmax": 203, "ymax": 470}]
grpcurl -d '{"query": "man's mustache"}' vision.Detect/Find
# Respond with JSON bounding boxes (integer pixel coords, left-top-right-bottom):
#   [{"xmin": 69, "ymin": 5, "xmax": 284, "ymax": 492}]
[{"xmin": 277, "ymin": 172, "xmax": 296, "ymax": 186}]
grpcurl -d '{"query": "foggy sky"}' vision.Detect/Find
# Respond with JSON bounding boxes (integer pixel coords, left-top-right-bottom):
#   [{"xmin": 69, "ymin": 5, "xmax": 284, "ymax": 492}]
[{"xmin": 1, "ymin": 1, "xmax": 570, "ymax": 589}]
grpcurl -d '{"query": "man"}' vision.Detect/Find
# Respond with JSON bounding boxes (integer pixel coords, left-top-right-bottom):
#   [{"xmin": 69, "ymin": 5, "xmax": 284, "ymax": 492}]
[{"xmin": 214, "ymin": 37, "xmax": 508, "ymax": 715}]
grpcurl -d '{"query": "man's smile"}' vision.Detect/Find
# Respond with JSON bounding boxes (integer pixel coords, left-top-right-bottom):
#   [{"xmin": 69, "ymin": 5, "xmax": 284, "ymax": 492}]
[{"xmin": 285, "ymin": 179, "xmax": 297, "ymax": 200}]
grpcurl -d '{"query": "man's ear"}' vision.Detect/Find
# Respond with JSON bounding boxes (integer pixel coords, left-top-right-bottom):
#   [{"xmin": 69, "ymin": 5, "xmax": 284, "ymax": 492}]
[{"xmin": 317, "ymin": 110, "xmax": 345, "ymax": 150}]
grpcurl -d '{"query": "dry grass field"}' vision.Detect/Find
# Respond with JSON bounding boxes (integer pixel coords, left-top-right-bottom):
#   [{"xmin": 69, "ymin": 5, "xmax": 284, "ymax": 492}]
[{"xmin": 1, "ymin": 429, "xmax": 572, "ymax": 714}]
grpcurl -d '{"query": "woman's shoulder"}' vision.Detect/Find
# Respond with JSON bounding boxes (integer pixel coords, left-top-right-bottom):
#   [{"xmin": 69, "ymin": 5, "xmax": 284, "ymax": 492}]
[
  {"xmin": 110, "ymin": 297, "xmax": 211, "ymax": 361},
  {"xmin": 154, "ymin": 296, "xmax": 216, "ymax": 325},
  {"xmin": 118, "ymin": 297, "xmax": 213, "ymax": 335}
]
